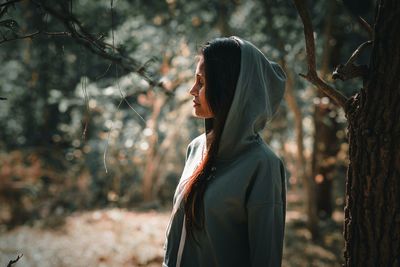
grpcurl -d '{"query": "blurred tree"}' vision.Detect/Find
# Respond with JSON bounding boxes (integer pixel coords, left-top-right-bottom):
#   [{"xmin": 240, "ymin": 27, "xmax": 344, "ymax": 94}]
[
  {"xmin": 312, "ymin": 0, "xmax": 340, "ymax": 220},
  {"xmin": 256, "ymin": 0, "xmax": 320, "ymax": 239},
  {"xmin": 214, "ymin": 0, "xmax": 234, "ymax": 36},
  {"xmin": 0, "ymin": 0, "xmax": 244, "ymax": 210}
]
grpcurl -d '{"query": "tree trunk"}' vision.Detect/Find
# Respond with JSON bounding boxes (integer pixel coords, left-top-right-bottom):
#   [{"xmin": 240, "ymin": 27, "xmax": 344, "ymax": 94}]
[
  {"xmin": 142, "ymin": 94, "xmax": 164, "ymax": 202},
  {"xmin": 344, "ymin": 0, "xmax": 400, "ymax": 265},
  {"xmin": 215, "ymin": 0, "xmax": 232, "ymax": 36}
]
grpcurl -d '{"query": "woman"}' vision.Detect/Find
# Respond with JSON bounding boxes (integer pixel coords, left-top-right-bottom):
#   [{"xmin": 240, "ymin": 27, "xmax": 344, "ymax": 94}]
[{"xmin": 163, "ymin": 36, "xmax": 287, "ymax": 267}]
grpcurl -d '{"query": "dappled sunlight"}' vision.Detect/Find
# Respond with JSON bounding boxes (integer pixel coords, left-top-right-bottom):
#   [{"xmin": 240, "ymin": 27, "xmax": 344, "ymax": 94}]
[
  {"xmin": 0, "ymin": 183, "xmax": 346, "ymax": 266},
  {"xmin": 0, "ymin": 203, "xmax": 344, "ymax": 267},
  {"xmin": 0, "ymin": 209, "xmax": 171, "ymax": 267}
]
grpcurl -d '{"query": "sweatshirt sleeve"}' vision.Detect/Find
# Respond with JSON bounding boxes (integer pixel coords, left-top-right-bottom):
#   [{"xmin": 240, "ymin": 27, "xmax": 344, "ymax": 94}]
[
  {"xmin": 172, "ymin": 143, "xmax": 192, "ymax": 206},
  {"xmin": 246, "ymin": 160, "xmax": 286, "ymax": 267}
]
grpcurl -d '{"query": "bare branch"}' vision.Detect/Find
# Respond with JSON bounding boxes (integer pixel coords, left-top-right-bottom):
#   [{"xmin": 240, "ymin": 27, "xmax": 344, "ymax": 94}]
[
  {"xmin": 0, "ymin": 31, "xmax": 39, "ymax": 43},
  {"xmin": 332, "ymin": 40, "xmax": 372, "ymax": 81},
  {"xmin": 332, "ymin": 64, "xmax": 368, "ymax": 81},
  {"xmin": 293, "ymin": 0, "xmax": 348, "ymax": 108},
  {"xmin": 38, "ymin": 2, "xmax": 167, "ymax": 92},
  {"xmin": 346, "ymin": 40, "xmax": 373, "ymax": 65},
  {"xmin": 0, "ymin": 30, "xmax": 71, "ymax": 44},
  {"xmin": 1, "ymin": 0, "xmax": 169, "ymax": 94},
  {"xmin": 7, "ymin": 254, "xmax": 23, "ymax": 267},
  {"xmin": 357, "ymin": 16, "xmax": 374, "ymax": 39},
  {"xmin": 0, "ymin": 0, "xmax": 22, "ymax": 19}
]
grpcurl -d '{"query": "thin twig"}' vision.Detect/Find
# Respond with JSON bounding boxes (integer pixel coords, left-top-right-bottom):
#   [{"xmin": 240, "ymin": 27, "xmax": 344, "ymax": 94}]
[
  {"xmin": 29, "ymin": 1, "xmax": 167, "ymax": 91},
  {"xmin": 116, "ymin": 68, "xmax": 146, "ymax": 124},
  {"xmin": 357, "ymin": 16, "xmax": 374, "ymax": 39},
  {"xmin": 1, "ymin": 0, "xmax": 168, "ymax": 94},
  {"xmin": 332, "ymin": 41, "xmax": 372, "ymax": 81},
  {"xmin": 7, "ymin": 254, "xmax": 23, "ymax": 267},
  {"xmin": 0, "ymin": 31, "xmax": 39, "ymax": 43},
  {"xmin": 293, "ymin": 0, "xmax": 348, "ymax": 108},
  {"xmin": 0, "ymin": 31, "xmax": 71, "ymax": 44},
  {"xmin": 0, "ymin": 0, "xmax": 22, "ymax": 8},
  {"xmin": 103, "ymin": 0, "xmax": 147, "ymax": 173},
  {"xmin": 103, "ymin": 97, "xmax": 123, "ymax": 174},
  {"xmin": 345, "ymin": 40, "xmax": 373, "ymax": 66},
  {"xmin": 0, "ymin": 0, "xmax": 22, "ymax": 17},
  {"xmin": 81, "ymin": 76, "xmax": 90, "ymax": 141},
  {"xmin": 95, "ymin": 62, "xmax": 113, "ymax": 80},
  {"xmin": 103, "ymin": 0, "xmax": 117, "ymax": 174}
]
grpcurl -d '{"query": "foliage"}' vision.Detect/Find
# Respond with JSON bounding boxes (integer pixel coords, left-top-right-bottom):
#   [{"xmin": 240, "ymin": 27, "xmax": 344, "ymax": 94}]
[{"xmin": 0, "ymin": 0, "xmax": 364, "ymax": 230}]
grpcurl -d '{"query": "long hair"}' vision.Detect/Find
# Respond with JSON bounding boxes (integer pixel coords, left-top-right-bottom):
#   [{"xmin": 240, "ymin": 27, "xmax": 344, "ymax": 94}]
[{"xmin": 183, "ymin": 37, "xmax": 241, "ymax": 239}]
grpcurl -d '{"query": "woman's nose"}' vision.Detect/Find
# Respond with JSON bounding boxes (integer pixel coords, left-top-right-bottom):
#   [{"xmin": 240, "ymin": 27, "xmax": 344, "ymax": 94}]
[{"xmin": 189, "ymin": 83, "xmax": 198, "ymax": 96}]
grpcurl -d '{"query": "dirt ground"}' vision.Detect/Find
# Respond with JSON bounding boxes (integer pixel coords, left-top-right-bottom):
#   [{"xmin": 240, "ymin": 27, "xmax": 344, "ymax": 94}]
[{"xmin": 0, "ymin": 192, "xmax": 344, "ymax": 267}]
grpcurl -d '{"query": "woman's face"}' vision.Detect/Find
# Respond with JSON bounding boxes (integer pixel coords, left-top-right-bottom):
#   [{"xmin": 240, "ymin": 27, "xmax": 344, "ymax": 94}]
[{"xmin": 189, "ymin": 56, "xmax": 214, "ymax": 118}]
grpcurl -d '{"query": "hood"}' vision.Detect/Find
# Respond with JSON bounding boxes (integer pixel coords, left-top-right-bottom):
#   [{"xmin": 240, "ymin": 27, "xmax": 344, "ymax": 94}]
[{"xmin": 205, "ymin": 36, "xmax": 286, "ymax": 161}]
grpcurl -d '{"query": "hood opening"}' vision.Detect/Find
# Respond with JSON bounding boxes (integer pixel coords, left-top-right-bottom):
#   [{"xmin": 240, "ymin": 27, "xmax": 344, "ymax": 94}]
[{"xmin": 202, "ymin": 36, "xmax": 286, "ymax": 161}]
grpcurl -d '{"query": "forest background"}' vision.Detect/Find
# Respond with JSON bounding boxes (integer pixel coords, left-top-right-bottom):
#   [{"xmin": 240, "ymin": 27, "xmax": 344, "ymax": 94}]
[{"xmin": 0, "ymin": 0, "xmax": 376, "ymax": 266}]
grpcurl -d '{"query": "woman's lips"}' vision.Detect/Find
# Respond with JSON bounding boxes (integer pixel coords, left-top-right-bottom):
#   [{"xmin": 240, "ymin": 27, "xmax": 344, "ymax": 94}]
[{"xmin": 193, "ymin": 100, "xmax": 200, "ymax": 106}]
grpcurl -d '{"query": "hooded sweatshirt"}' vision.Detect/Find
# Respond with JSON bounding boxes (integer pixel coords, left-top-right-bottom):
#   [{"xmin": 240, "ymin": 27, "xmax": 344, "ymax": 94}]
[{"xmin": 163, "ymin": 36, "xmax": 287, "ymax": 267}]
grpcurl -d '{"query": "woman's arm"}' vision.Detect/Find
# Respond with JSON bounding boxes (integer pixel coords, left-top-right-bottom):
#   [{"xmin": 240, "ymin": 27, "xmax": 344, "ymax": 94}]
[
  {"xmin": 247, "ymin": 202, "xmax": 285, "ymax": 266},
  {"xmin": 246, "ymin": 160, "xmax": 287, "ymax": 266}
]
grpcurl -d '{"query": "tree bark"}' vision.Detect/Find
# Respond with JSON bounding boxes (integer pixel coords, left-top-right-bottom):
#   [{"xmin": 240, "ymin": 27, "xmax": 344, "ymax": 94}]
[{"xmin": 344, "ymin": 0, "xmax": 400, "ymax": 265}]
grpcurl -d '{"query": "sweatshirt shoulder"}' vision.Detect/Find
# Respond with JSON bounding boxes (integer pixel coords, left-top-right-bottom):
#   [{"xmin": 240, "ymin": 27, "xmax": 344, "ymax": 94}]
[
  {"xmin": 185, "ymin": 133, "xmax": 205, "ymax": 161},
  {"xmin": 188, "ymin": 133, "xmax": 205, "ymax": 149},
  {"xmin": 255, "ymin": 139, "xmax": 283, "ymax": 166},
  {"xmin": 253, "ymin": 139, "xmax": 286, "ymax": 184},
  {"xmin": 245, "ymin": 139, "xmax": 286, "ymax": 206}
]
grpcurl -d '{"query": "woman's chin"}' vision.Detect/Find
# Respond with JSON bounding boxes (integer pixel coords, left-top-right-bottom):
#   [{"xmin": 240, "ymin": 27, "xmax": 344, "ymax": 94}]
[
  {"xmin": 192, "ymin": 109, "xmax": 205, "ymax": 118},
  {"xmin": 192, "ymin": 111, "xmax": 204, "ymax": 118},
  {"xmin": 193, "ymin": 112, "xmax": 214, "ymax": 119},
  {"xmin": 192, "ymin": 106, "xmax": 214, "ymax": 119}
]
